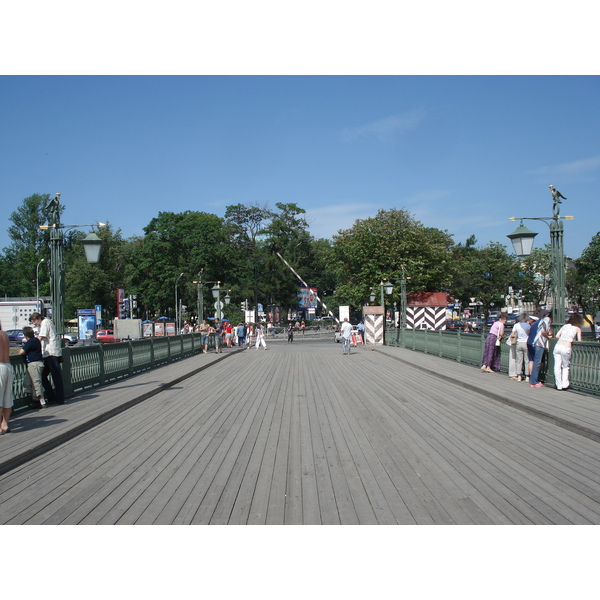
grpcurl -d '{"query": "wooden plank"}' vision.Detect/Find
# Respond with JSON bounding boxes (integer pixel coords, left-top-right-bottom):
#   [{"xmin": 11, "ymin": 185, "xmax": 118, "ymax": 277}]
[{"xmin": 2, "ymin": 340, "xmax": 600, "ymax": 525}]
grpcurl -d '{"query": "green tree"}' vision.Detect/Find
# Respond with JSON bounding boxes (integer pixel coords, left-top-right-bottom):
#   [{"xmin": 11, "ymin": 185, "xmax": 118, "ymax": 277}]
[
  {"xmin": 224, "ymin": 203, "xmax": 274, "ymax": 318},
  {"xmin": 571, "ymin": 232, "xmax": 600, "ymax": 328},
  {"xmin": 450, "ymin": 238, "xmax": 521, "ymax": 319},
  {"xmin": 331, "ymin": 208, "xmax": 454, "ymax": 310},
  {"xmin": 130, "ymin": 211, "xmax": 230, "ymax": 320},
  {"xmin": 0, "ymin": 193, "xmax": 59, "ymax": 297}
]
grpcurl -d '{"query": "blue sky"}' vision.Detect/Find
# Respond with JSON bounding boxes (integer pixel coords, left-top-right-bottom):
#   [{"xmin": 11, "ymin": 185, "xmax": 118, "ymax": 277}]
[{"xmin": 1, "ymin": 75, "xmax": 598, "ymax": 259}]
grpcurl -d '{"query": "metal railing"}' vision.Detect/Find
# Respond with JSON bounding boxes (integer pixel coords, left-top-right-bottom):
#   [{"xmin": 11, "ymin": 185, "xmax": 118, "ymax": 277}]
[
  {"xmin": 385, "ymin": 326, "xmax": 600, "ymax": 396},
  {"xmin": 9, "ymin": 333, "xmax": 215, "ymax": 412}
]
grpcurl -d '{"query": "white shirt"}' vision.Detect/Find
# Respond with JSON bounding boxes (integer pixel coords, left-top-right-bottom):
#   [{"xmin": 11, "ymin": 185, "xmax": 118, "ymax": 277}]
[
  {"xmin": 513, "ymin": 321, "xmax": 531, "ymax": 343},
  {"xmin": 38, "ymin": 318, "xmax": 62, "ymax": 358},
  {"xmin": 340, "ymin": 321, "xmax": 353, "ymax": 339},
  {"xmin": 556, "ymin": 323, "xmax": 579, "ymax": 344}
]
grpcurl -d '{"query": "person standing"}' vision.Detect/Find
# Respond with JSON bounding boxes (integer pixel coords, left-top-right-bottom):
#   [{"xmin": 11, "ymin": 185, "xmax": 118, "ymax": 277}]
[
  {"xmin": 225, "ymin": 321, "xmax": 233, "ymax": 347},
  {"xmin": 213, "ymin": 319, "xmax": 224, "ymax": 354},
  {"xmin": 287, "ymin": 323, "xmax": 294, "ymax": 343},
  {"xmin": 19, "ymin": 326, "xmax": 46, "ymax": 408},
  {"xmin": 236, "ymin": 322, "xmax": 247, "ymax": 347},
  {"xmin": 529, "ymin": 310, "xmax": 553, "ymax": 388},
  {"xmin": 199, "ymin": 319, "xmax": 210, "ymax": 353},
  {"xmin": 29, "ymin": 312, "xmax": 64, "ymax": 405},
  {"xmin": 481, "ymin": 313, "xmax": 507, "ymax": 373},
  {"xmin": 340, "ymin": 318, "xmax": 353, "ymax": 355},
  {"xmin": 553, "ymin": 313, "xmax": 582, "ymax": 390},
  {"xmin": 508, "ymin": 313, "xmax": 531, "ymax": 381},
  {"xmin": 357, "ymin": 321, "xmax": 365, "ymax": 344},
  {"xmin": 0, "ymin": 321, "xmax": 13, "ymax": 434}
]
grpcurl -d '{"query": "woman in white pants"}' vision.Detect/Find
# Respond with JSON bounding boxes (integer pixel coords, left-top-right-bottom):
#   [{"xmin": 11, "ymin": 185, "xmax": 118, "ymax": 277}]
[
  {"xmin": 553, "ymin": 314, "xmax": 582, "ymax": 390},
  {"xmin": 255, "ymin": 324, "xmax": 267, "ymax": 350}
]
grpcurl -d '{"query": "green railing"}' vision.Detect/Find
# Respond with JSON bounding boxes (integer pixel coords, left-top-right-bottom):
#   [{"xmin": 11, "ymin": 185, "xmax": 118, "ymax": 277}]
[
  {"xmin": 9, "ymin": 333, "xmax": 216, "ymax": 412},
  {"xmin": 386, "ymin": 327, "xmax": 600, "ymax": 396}
]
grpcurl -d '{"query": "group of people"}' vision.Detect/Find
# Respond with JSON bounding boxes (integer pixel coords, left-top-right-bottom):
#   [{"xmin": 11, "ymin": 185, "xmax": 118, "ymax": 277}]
[
  {"xmin": 0, "ymin": 312, "xmax": 66, "ymax": 434},
  {"xmin": 481, "ymin": 309, "xmax": 583, "ymax": 390},
  {"xmin": 196, "ymin": 319, "xmax": 269, "ymax": 352}
]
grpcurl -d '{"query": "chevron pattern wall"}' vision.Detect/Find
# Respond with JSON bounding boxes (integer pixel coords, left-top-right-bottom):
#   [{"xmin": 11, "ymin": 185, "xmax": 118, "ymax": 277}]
[
  {"xmin": 406, "ymin": 307, "xmax": 447, "ymax": 330},
  {"xmin": 365, "ymin": 314, "xmax": 384, "ymax": 344}
]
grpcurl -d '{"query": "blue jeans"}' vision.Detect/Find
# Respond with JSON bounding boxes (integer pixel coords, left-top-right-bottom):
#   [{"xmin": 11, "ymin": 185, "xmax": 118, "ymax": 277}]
[
  {"xmin": 342, "ymin": 337, "xmax": 351, "ymax": 354},
  {"xmin": 529, "ymin": 346, "xmax": 546, "ymax": 385}
]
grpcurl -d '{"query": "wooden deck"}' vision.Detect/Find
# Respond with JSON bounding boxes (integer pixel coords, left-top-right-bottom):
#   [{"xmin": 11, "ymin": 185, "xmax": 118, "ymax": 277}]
[{"xmin": 1, "ymin": 337, "xmax": 599, "ymax": 524}]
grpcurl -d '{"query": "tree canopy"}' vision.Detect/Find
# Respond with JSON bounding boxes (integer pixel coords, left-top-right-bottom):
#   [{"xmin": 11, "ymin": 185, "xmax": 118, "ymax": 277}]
[{"xmin": 1, "ymin": 193, "xmax": 595, "ymax": 326}]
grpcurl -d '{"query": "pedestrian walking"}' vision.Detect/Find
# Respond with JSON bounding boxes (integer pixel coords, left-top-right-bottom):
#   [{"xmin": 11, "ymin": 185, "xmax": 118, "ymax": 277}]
[
  {"xmin": 199, "ymin": 319, "xmax": 210, "ymax": 353},
  {"xmin": 255, "ymin": 324, "xmax": 267, "ymax": 349},
  {"xmin": 340, "ymin": 318, "xmax": 353, "ymax": 355}
]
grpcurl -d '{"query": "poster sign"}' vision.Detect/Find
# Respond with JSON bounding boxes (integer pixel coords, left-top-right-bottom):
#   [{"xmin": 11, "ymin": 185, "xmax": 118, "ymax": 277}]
[
  {"xmin": 77, "ymin": 309, "xmax": 96, "ymax": 341},
  {"xmin": 142, "ymin": 322, "xmax": 154, "ymax": 337},
  {"xmin": 154, "ymin": 322, "xmax": 165, "ymax": 337},
  {"xmin": 165, "ymin": 322, "xmax": 176, "ymax": 336},
  {"xmin": 297, "ymin": 287, "xmax": 318, "ymax": 309}
]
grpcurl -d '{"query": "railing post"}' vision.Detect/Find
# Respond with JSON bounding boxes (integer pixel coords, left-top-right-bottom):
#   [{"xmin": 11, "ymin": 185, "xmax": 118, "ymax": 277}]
[
  {"xmin": 127, "ymin": 340, "xmax": 134, "ymax": 377},
  {"xmin": 62, "ymin": 346, "xmax": 74, "ymax": 398},
  {"xmin": 98, "ymin": 343, "xmax": 106, "ymax": 386}
]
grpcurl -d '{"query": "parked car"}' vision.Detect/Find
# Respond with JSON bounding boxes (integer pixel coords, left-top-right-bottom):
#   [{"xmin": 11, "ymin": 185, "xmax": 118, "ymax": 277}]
[
  {"xmin": 62, "ymin": 333, "xmax": 78, "ymax": 346},
  {"xmin": 96, "ymin": 330, "xmax": 120, "ymax": 343},
  {"xmin": 5, "ymin": 329, "xmax": 21, "ymax": 341},
  {"xmin": 444, "ymin": 320, "xmax": 464, "ymax": 331},
  {"xmin": 6, "ymin": 329, "xmax": 25, "ymax": 343}
]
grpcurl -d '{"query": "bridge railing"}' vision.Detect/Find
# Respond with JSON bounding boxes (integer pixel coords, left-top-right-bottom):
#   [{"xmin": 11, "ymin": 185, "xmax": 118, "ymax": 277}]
[
  {"xmin": 9, "ymin": 333, "xmax": 214, "ymax": 412},
  {"xmin": 385, "ymin": 326, "xmax": 600, "ymax": 396}
]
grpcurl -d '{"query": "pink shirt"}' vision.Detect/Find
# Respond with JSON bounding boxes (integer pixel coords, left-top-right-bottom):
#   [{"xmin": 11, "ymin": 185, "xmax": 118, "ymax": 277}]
[{"xmin": 490, "ymin": 320, "xmax": 504, "ymax": 338}]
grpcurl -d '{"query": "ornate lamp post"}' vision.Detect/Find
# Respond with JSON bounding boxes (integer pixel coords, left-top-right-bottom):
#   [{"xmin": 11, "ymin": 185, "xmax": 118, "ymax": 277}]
[
  {"xmin": 369, "ymin": 279, "xmax": 394, "ymax": 343},
  {"xmin": 36, "ymin": 258, "xmax": 45, "ymax": 313},
  {"xmin": 399, "ymin": 266, "xmax": 408, "ymax": 347},
  {"xmin": 175, "ymin": 272, "xmax": 184, "ymax": 332},
  {"xmin": 39, "ymin": 193, "xmax": 105, "ymax": 336},
  {"xmin": 193, "ymin": 269, "xmax": 204, "ymax": 323},
  {"xmin": 507, "ymin": 185, "xmax": 573, "ymax": 326},
  {"xmin": 210, "ymin": 282, "xmax": 231, "ymax": 321}
]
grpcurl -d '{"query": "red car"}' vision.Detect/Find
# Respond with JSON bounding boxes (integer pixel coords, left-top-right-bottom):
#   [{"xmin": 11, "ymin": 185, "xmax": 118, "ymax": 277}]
[{"xmin": 96, "ymin": 330, "xmax": 120, "ymax": 343}]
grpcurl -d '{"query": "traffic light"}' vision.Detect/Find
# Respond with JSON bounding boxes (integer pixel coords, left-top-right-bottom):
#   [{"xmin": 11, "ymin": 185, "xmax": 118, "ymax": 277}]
[{"xmin": 241, "ymin": 301, "xmax": 248, "ymax": 310}]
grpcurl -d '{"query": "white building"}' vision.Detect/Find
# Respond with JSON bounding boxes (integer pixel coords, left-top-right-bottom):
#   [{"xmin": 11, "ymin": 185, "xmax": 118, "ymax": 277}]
[{"xmin": 0, "ymin": 298, "xmax": 47, "ymax": 331}]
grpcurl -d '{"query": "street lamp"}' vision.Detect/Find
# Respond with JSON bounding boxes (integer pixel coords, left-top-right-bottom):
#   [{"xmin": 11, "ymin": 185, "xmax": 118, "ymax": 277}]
[
  {"xmin": 39, "ymin": 193, "xmax": 106, "ymax": 335},
  {"xmin": 507, "ymin": 185, "xmax": 574, "ymax": 326},
  {"xmin": 369, "ymin": 279, "xmax": 394, "ymax": 343},
  {"xmin": 399, "ymin": 266, "xmax": 408, "ymax": 347},
  {"xmin": 36, "ymin": 258, "xmax": 45, "ymax": 313},
  {"xmin": 192, "ymin": 269, "xmax": 204, "ymax": 324},
  {"xmin": 175, "ymin": 272, "xmax": 184, "ymax": 332},
  {"xmin": 210, "ymin": 282, "xmax": 231, "ymax": 321}
]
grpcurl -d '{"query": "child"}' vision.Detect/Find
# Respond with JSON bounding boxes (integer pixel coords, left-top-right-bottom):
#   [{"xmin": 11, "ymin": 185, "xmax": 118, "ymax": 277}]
[{"xmin": 19, "ymin": 326, "xmax": 46, "ymax": 408}]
